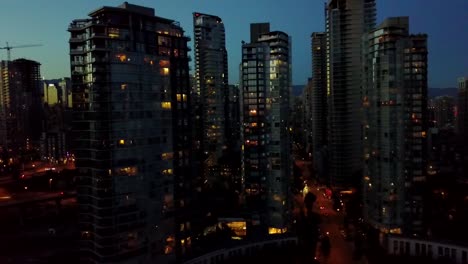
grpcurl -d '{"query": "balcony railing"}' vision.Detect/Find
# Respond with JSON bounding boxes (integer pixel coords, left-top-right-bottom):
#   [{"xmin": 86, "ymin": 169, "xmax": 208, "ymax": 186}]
[{"xmin": 183, "ymin": 236, "xmax": 297, "ymax": 264}]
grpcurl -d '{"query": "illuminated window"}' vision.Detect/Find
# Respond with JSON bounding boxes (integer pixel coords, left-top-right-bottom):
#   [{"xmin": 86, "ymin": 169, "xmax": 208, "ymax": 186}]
[
  {"xmin": 268, "ymin": 227, "xmax": 287, "ymax": 234},
  {"xmin": 119, "ymin": 139, "xmax": 125, "ymax": 145},
  {"xmin": 164, "ymin": 236, "xmax": 175, "ymax": 255},
  {"xmin": 176, "ymin": 94, "xmax": 187, "ymax": 102},
  {"xmin": 225, "ymin": 221, "xmax": 247, "ymax": 237},
  {"xmin": 116, "ymin": 54, "xmax": 127, "ymax": 62},
  {"xmin": 161, "ymin": 152, "xmax": 174, "ymax": 160},
  {"xmin": 118, "ymin": 166, "xmax": 138, "ymax": 176},
  {"xmin": 121, "ymin": 84, "xmax": 127, "ymax": 90},
  {"xmin": 159, "ymin": 60, "xmax": 170, "ymax": 68},
  {"xmin": 161, "ymin": 67, "xmax": 170, "ymax": 76},
  {"xmin": 249, "ymin": 109, "xmax": 257, "ymax": 116},
  {"xmin": 161, "ymin": 102, "xmax": 171, "ymax": 110},
  {"xmin": 108, "ymin": 28, "xmax": 120, "ymax": 38},
  {"xmin": 162, "ymin": 169, "xmax": 173, "ymax": 175}
]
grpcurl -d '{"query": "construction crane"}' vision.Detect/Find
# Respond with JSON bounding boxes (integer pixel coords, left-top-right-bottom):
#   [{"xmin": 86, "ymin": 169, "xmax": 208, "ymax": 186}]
[{"xmin": 0, "ymin": 42, "xmax": 43, "ymax": 61}]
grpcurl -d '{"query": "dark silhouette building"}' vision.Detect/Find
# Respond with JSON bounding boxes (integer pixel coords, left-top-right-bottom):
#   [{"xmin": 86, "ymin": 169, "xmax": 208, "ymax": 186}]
[
  {"xmin": 458, "ymin": 77, "xmax": 468, "ymax": 137},
  {"xmin": 363, "ymin": 17, "xmax": 429, "ymax": 235},
  {"xmin": 193, "ymin": 12, "xmax": 229, "ymax": 186},
  {"xmin": 311, "ymin": 32, "xmax": 328, "ymax": 184},
  {"xmin": 325, "ymin": 0, "xmax": 376, "ymax": 188},
  {"xmin": 69, "ymin": 2, "xmax": 192, "ymax": 263},
  {"xmin": 0, "ymin": 59, "xmax": 43, "ymax": 159}
]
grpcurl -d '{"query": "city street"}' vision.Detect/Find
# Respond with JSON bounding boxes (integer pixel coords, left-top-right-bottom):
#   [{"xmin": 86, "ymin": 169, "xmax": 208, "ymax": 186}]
[{"xmin": 296, "ymin": 160, "xmax": 367, "ymax": 264}]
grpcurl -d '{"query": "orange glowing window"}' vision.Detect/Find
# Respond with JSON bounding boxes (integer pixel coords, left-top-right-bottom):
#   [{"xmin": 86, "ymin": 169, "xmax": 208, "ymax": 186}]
[
  {"xmin": 161, "ymin": 152, "xmax": 174, "ymax": 160},
  {"xmin": 116, "ymin": 54, "xmax": 127, "ymax": 62},
  {"xmin": 164, "ymin": 236, "xmax": 175, "ymax": 255},
  {"xmin": 118, "ymin": 166, "xmax": 138, "ymax": 176},
  {"xmin": 159, "ymin": 60, "xmax": 170, "ymax": 67}
]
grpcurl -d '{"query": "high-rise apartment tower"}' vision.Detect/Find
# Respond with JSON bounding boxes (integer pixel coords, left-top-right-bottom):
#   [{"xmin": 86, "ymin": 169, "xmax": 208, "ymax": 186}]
[{"xmin": 69, "ymin": 3, "xmax": 192, "ymax": 263}]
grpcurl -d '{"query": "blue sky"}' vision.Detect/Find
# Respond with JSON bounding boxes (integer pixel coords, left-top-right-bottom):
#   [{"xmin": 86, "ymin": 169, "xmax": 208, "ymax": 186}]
[{"xmin": 0, "ymin": 0, "xmax": 466, "ymax": 87}]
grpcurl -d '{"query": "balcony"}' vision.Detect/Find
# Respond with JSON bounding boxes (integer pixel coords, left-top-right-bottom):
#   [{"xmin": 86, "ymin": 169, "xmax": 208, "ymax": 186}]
[
  {"xmin": 70, "ymin": 36, "xmax": 85, "ymax": 43},
  {"xmin": 71, "ymin": 60, "xmax": 86, "ymax": 66},
  {"xmin": 70, "ymin": 48, "xmax": 85, "ymax": 55}
]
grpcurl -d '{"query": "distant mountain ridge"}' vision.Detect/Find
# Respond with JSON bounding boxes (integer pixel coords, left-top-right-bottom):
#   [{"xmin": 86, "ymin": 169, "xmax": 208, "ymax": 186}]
[{"xmin": 291, "ymin": 86, "xmax": 458, "ymax": 98}]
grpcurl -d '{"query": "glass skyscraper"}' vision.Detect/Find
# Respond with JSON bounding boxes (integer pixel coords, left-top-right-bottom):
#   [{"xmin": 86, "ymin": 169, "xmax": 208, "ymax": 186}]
[
  {"xmin": 363, "ymin": 17, "xmax": 428, "ymax": 235},
  {"xmin": 311, "ymin": 32, "xmax": 328, "ymax": 184},
  {"xmin": 69, "ymin": 3, "xmax": 192, "ymax": 263},
  {"xmin": 240, "ymin": 23, "xmax": 292, "ymax": 236},
  {"xmin": 326, "ymin": 0, "xmax": 376, "ymax": 188},
  {"xmin": 193, "ymin": 12, "xmax": 229, "ymax": 186}
]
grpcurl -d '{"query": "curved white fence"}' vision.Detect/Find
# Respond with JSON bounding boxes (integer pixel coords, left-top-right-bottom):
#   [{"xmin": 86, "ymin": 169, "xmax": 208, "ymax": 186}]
[{"xmin": 184, "ymin": 237, "xmax": 298, "ymax": 264}]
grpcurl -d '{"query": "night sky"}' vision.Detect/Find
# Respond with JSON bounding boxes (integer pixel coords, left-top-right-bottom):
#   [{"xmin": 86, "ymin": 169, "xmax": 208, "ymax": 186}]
[{"xmin": 0, "ymin": 0, "xmax": 466, "ymax": 87}]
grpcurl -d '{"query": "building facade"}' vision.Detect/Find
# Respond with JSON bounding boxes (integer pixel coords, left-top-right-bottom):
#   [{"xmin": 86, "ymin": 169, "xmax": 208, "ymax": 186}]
[
  {"xmin": 69, "ymin": 3, "xmax": 192, "ymax": 263},
  {"xmin": 458, "ymin": 77, "xmax": 468, "ymax": 137},
  {"xmin": 43, "ymin": 78, "xmax": 72, "ymax": 108},
  {"xmin": 311, "ymin": 32, "xmax": 329, "ymax": 183},
  {"xmin": 363, "ymin": 17, "xmax": 428, "ymax": 235},
  {"xmin": 241, "ymin": 23, "xmax": 292, "ymax": 236},
  {"xmin": 326, "ymin": 0, "xmax": 376, "ymax": 188},
  {"xmin": 303, "ymin": 78, "xmax": 313, "ymax": 156},
  {"xmin": 0, "ymin": 59, "xmax": 42, "ymax": 158},
  {"xmin": 193, "ymin": 12, "xmax": 229, "ymax": 185},
  {"xmin": 430, "ymin": 96, "xmax": 455, "ymax": 129},
  {"xmin": 41, "ymin": 78, "xmax": 73, "ymax": 162}
]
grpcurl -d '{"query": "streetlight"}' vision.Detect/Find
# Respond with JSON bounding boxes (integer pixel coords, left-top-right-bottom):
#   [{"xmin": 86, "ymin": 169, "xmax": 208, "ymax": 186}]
[{"xmin": 49, "ymin": 178, "xmax": 53, "ymax": 191}]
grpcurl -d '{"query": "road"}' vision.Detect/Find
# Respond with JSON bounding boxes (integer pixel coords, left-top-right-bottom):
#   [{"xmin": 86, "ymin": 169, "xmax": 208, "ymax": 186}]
[{"xmin": 296, "ymin": 160, "xmax": 367, "ymax": 264}]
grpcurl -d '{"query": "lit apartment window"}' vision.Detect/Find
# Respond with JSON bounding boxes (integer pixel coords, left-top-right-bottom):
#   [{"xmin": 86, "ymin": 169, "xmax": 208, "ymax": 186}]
[
  {"xmin": 161, "ymin": 102, "xmax": 171, "ymax": 109},
  {"xmin": 161, "ymin": 152, "xmax": 174, "ymax": 160},
  {"xmin": 268, "ymin": 227, "xmax": 287, "ymax": 234},
  {"xmin": 121, "ymin": 83, "xmax": 127, "ymax": 90},
  {"xmin": 162, "ymin": 169, "xmax": 173, "ymax": 175},
  {"xmin": 161, "ymin": 67, "xmax": 170, "ymax": 76},
  {"xmin": 118, "ymin": 167, "xmax": 138, "ymax": 176},
  {"xmin": 119, "ymin": 139, "xmax": 125, "ymax": 145},
  {"xmin": 108, "ymin": 28, "xmax": 119, "ymax": 38},
  {"xmin": 176, "ymin": 94, "xmax": 187, "ymax": 102},
  {"xmin": 164, "ymin": 236, "xmax": 175, "ymax": 255},
  {"xmin": 116, "ymin": 54, "xmax": 127, "ymax": 62},
  {"xmin": 159, "ymin": 60, "xmax": 170, "ymax": 67}
]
